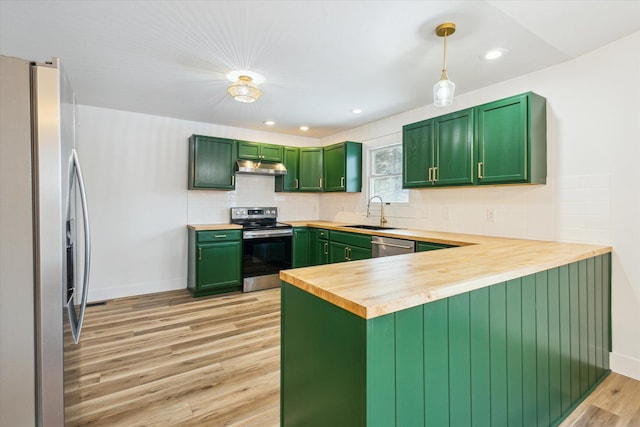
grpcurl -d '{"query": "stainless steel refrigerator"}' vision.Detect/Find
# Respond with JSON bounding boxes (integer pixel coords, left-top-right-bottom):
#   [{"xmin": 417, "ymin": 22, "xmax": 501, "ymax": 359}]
[{"xmin": 1, "ymin": 55, "xmax": 91, "ymax": 426}]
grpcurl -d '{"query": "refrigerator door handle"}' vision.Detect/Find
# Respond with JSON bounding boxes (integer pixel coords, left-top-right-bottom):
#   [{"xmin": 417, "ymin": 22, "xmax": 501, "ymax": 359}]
[{"xmin": 68, "ymin": 149, "xmax": 91, "ymax": 344}]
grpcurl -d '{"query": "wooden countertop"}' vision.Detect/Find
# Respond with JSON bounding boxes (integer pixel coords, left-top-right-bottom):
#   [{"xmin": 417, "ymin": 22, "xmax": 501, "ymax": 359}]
[
  {"xmin": 187, "ymin": 224, "xmax": 242, "ymax": 231},
  {"xmin": 279, "ymin": 221, "xmax": 611, "ymax": 319}
]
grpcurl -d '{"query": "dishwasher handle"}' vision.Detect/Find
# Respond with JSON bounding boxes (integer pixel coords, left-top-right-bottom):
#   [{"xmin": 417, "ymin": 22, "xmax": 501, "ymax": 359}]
[{"xmin": 371, "ymin": 241, "xmax": 414, "ymax": 250}]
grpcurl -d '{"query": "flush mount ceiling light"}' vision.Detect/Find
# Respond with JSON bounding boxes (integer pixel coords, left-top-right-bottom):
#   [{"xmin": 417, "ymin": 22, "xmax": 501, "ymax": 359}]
[
  {"xmin": 227, "ymin": 75, "xmax": 262, "ymax": 103},
  {"xmin": 433, "ymin": 22, "xmax": 456, "ymax": 107}
]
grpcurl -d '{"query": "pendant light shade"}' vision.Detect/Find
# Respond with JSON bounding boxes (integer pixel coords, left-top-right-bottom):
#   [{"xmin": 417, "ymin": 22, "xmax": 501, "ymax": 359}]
[
  {"xmin": 227, "ymin": 75, "xmax": 262, "ymax": 103},
  {"xmin": 433, "ymin": 22, "xmax": 456, "ymax": 107}
]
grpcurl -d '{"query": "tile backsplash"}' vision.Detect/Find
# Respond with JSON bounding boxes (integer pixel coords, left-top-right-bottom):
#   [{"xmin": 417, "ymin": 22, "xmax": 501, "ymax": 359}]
[{"xmin": 187, "ymin": 174, "xmax": 320, "ymax": 224}]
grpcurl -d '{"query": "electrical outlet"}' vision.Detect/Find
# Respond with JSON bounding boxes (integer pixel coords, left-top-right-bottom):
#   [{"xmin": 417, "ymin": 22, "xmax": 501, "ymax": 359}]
[{"xmin": 486, "ymin": 208, "xmax": 496, "ymax": 222}]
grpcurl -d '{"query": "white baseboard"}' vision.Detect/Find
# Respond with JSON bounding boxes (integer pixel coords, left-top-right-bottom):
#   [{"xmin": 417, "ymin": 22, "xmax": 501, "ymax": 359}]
[
  {"xmin": 87, "ymin": 277, "xmax": 186, "ymax": 302},
  {"xmin": 610, "ymin": 351, "xmax": 640, "ymax": 381}
]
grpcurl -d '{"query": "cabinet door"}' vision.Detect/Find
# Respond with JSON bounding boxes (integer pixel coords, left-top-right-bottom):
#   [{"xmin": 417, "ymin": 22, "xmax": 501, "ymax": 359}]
[
  {"xmin": 308, "ymin": 229, "xmax": 319, "ymax": 265},
  {"xmin": 476, "ymin": 94, "xmax": 528, "ymax": 184},
  {"xmin": 433, "ymin": 109, "xmax": 474, "ymax": 186},
  {"xmin": 416, "ymin": 241, "xmax": 454, "ymax": 252},
  {"xmin": 237, "ymin": 140, "xmax": 262, "ymax": 161},
  {"xmin": 348, "ymin": 245, "xmax": 371, "ymax": 261},
  {"xmin": 299, "ymin": 148, "xmax": 324, "ymax": 191},
  {"xmin": 323, "ymin": 143, "xmax": 346, "ymax": 191},
  {"xmin": 328, "ymin": 241, "xmax": 371, "ymax": 263},
  {"xmin": 276, "ymin": 147, "xmax": 300, "ymax": 192},
  {"xmin": 261, "ymin": 143, "xmax": 284, "ymax": 162},
  {"xmin": 329, "ymin": 241, "xmax": 348, "ymax": 264},
  {"xmin": 189, "ymin": 135, "xmax": 236, "ymax": 190},
  {"xmin": 292, "ymin": 228, "xmax": 310, "ymax": 268},
  {"xmin": 403, "ymin": 120, "xmax": 434, "ymax": 188},
  {"xmin": 317, "ymin": 239, "xmax": 329, "ymax": 265},
  {"xmin": 196, "ymin": 241, "xmax": 242, "ymax": 290}
]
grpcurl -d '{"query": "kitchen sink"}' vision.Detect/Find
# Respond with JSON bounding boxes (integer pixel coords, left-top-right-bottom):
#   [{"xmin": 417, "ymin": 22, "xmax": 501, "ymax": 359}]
[{"xmin": 342, "ymin": 224, "xmax": 398, "ymax": 230}]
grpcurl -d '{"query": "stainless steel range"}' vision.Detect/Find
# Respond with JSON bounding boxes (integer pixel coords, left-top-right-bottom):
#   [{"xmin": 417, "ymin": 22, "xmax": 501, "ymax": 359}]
[{"xmin": 231, "ymin": 207, "xmax": 293, "ymax": 292}]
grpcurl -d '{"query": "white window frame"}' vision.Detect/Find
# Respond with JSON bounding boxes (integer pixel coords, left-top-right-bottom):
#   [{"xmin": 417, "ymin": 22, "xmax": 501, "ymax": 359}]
[{"xmin": 369, "ymin": 143, "xmax": 409, "ymax": 203}]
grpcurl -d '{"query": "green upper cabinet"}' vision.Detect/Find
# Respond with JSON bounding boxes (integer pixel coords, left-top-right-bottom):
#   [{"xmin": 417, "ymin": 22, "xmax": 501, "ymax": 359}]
[
  {"xmin": 402, "ymin": 109, "xmax": 473, "ymax": 188},
  {"xmin": 323, "ymin": 141, "xmax": 362, "ymax": 192},
  {"xmin": 433, "ymin": 109, "xmax": 474, "ymax": 186},
  {"xmin": 188, "ymin": 134, "xmax": 236, "ymax": 190},
  {"xmin": 475, "ymin": 92, "xmax": 546, "ymax": 185},
  {"xmin": 292, "ymin": 227, "xmax": 310, "ymax": 268},
  {"xmin": 403, "ymin": 120, "xmax": 434, "ymax": 188},
  {"xmin": 237, "ymin": 140, "xmax": 284, "ymax": 163},
  {"xmin": 402, "ymin": 92, "xmax": 546, "ymax": 189},
  {"xmin": 275, "ymin": 147, "xmax": 300, "ymax": 192},
  {"xmin": 299, "ymin": 148, "xmax": 324, "ymax": 192}
]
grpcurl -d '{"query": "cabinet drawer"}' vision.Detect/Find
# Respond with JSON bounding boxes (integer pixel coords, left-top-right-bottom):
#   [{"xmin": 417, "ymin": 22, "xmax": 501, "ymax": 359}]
[
  {"xmin": 197, "ymin": 230, "xmax": 241, "ymax": 243},
  {"xmin": 313, "ymin": 228, "xmax": 330, "ymax": 240},
  {"xmin": 329, "ymin": 230, "xmax": 371, "ymax": 248}
]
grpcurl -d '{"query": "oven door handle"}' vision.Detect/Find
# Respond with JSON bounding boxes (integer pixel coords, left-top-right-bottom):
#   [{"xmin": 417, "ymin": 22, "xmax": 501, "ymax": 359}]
[{"xmin": 243, "ymin": 230, "xmax": 293, "ymax": 239}]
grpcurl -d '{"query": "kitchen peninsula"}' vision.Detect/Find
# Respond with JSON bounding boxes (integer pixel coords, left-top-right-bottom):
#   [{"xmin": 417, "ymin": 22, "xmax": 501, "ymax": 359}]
[{"xmin": 279, "ymin": 222, "xmax": 611, "ymax": 427}]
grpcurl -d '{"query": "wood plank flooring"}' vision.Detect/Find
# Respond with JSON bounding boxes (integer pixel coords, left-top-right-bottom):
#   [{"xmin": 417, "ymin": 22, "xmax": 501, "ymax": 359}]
[
  {"xmin": 64, "ymin": 289, "xmax": 280, "ymax": 426},
  {"xmin": 65, "ymin": 288, "xmax": 640, "ymax": 426}
]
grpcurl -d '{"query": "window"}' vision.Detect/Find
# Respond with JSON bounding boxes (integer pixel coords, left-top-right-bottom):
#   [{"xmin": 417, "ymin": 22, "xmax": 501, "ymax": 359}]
[{"xmin": 370, "ymin": 144, "xmax": 409, "ymax": 203}]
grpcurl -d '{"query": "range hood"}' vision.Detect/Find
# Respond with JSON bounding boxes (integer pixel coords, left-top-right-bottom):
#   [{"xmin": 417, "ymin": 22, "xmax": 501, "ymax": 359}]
[{"xmin": 235, "ymin": 159, "xmax": 287, "ymax": 176}]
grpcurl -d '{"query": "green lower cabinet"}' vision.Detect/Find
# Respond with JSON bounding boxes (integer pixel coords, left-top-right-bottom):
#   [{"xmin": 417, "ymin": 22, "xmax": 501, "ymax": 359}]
[
  {"xmin": 328, "ymin": 230, "xmax": 372, "ymax": 263},
  {"xmin": 329, "ymin": 241, "xmax": 371, "ymax": 263},
  {"xmin": 416, "ymin": 241, "xmax": 455, "ymax": 252},
  {"xmin": 187, "ymin": 229, "xmax": 242, "ymax": 297},
  {"xmin": 292, "ymin": 227, "xmax": 310, "ymax": 268},
  {"xmin": 308, "ymin": 228, "xmax": 331, "ymax": 265},
  {"xmin": 281, "ymin": 253, "xmax": 611, "ymax": 426}
]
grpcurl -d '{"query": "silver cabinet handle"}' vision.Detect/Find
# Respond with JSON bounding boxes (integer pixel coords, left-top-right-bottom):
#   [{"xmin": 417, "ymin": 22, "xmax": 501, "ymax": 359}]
[
  {"xmin": 323, "ymin": 242, "xmax": 328, "ymax": 255},
  {"xmin": 214, "ymin": 234, "xmax": 227, "ymax": 238},
  {"xmin": 428, "ymin": 167, "xmax": 433, "ymax": 182},
  {"xmin": 198, "ymin": 247, "xmax": 202, "ymax": 260},
  {"xmin": 478, "ymin": 162, "xmax": 484, "ymax": 179},
  {"xmin": 232, "ymin": 175, "xmax": 235, "ymax": 185},
  {"xmin": 295, "ymin": 178, "xmax": 299, "ymax": 189},
  {"xmin": 341, "ymin": 176, "xmax": 345, "ymax": 188},
  {"xmin": 433, "ymin": 166, "xmax": 438, "ymax": 182},
  {"xmin": 319, "ymin": 178, "xmax": 323, "ymax": 188}
]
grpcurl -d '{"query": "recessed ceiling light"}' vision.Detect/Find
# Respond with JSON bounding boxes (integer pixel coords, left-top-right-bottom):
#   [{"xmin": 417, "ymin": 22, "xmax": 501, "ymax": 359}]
[
  {"xmin": 299, "ymin": 125, "xmax": 309, "ymax": 131},
  {"xmin": 482, "ymin": 48, "xmax": 507, "ymax": 61},
  {"xmin": 352, "ymin": 108, "xmax": 362, "ymax": 114},
  {"xmin": 264, "ymin": 120, "xmax": 275, "ymax": 126},
  {"xmin": 225, "ymin": 70, "xmax": 266, "ymax": 85}
]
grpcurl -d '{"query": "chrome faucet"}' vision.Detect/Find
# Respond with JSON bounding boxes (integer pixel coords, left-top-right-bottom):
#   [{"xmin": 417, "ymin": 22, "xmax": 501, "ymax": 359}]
[{"xmin": 367, "ymin": 195, "xmax": 388, "ymax": 227}]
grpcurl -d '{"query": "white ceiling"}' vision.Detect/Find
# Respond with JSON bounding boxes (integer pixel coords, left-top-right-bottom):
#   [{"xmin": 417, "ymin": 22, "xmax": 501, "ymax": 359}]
[{"xmin": 1, "ymin": 1, "xmax": 639, "ymax": 138}]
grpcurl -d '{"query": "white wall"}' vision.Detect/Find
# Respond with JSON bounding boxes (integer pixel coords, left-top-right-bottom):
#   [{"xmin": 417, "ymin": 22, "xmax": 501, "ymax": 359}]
[
  {"xmin": 77, "ymin": 107, "xmax": 319, "ymax": 301},
  {"xmin": 318, "ymin": 31, "xmax": 640, "ymax": 380},
  {"xmin": 78, "ymin": 30, "xmax": 639, "ymax": 380}
]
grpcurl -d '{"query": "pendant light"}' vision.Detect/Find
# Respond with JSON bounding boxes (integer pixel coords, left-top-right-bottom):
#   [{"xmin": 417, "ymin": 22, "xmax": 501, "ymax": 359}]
[
  {"xmin": 433, "ymin": 22, "xmax": 456, "ymax": 107},
  {"xmin": 227, "ymin": 75, "xmax": 262, "ymax": 103}
]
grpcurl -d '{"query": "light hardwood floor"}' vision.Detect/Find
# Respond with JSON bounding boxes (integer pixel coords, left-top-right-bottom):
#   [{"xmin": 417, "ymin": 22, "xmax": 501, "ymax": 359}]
[{"xmin": 65, "ymin": 288, "xmax": 640, "ymax": 426}]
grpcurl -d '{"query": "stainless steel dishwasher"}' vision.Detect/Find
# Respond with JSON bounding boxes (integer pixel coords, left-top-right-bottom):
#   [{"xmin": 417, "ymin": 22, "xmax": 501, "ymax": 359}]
[{"xmin": 371, "ymin": 235, "xmax": 415, "ymax": 257}]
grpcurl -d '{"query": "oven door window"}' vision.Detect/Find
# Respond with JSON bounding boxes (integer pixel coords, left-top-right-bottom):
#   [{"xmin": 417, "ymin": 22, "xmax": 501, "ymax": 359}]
[{"xmin": 242, "ymin": 235, "xmax": 292, "ymax": 278}]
